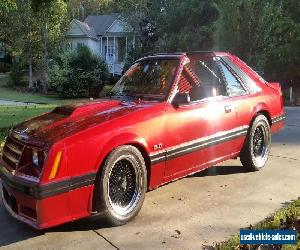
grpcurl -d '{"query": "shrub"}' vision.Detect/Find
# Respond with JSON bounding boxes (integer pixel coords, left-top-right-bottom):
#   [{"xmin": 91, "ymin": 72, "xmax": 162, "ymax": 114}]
[
  {"xmin": 0, "ymin": 62, "xmax": 11, "ymax": 73},
  {"xmin": 48, "ymin": 46, "xmax": 108, "ymax": 98},
  {"xmin": 108, "ymin": 73, "xmax": 121, "ymax": 85},
  {"xmin": 8, "ymin": 63, "xmax": 22, "ymax": 87}
]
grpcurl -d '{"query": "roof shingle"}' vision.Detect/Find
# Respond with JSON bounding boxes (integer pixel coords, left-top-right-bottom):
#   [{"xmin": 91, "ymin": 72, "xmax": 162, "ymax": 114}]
[
  {"xmin": 84, "ymin": 14, "xmax": 119, "ymax": 36},
  {"xmin": 73, "ymin": 19, "xmax": 97, "ymax": 39}
]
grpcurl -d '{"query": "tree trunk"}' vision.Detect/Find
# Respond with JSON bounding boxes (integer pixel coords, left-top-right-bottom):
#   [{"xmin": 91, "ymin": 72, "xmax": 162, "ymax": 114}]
[
  {"xmin": 28, "ymin": 46, "xmax": 33, "ymax": 89},
  {"xmin": 40, "ymin": 57, "xmax": 47, "ymax": 93},
  {"xmin": 40, "ymin": 22, "xmax": 48, "ymax": 93}
]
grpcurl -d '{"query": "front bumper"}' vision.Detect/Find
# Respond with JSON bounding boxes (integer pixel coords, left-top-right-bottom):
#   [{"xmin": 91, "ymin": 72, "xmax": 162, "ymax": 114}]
[{"xmin": 0, "ymin": 160, "xmax": 96, "ymax": 229}]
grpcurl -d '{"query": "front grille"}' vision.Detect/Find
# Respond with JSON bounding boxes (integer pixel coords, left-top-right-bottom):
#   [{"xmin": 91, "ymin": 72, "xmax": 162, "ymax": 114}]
[
  {"xmin": 2, "ymin": 137, "xmax": 24, "ymax": 170},
  {"xmin": 2, "ymin": 136, "xmax": 45, "ymax": 178}
]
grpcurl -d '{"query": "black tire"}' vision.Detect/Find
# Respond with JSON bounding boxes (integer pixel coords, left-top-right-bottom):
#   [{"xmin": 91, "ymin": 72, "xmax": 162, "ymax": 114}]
[
  {"xmin": 240, "ymin": 115, "xmax": 271, "ymax": 171},
  {"xmin": 94, "ymin": 145, "xmax": 147, "ymax": 226}
]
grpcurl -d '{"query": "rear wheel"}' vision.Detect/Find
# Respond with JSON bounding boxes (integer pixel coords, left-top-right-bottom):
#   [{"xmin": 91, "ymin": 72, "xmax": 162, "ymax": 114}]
[
  {"xmin": 94, "ymin": 145, "xmax": 147, "ymax": 226},
  {"xmin": 240, "ymin": 115, "xmax": 271, "ymax": 171}
]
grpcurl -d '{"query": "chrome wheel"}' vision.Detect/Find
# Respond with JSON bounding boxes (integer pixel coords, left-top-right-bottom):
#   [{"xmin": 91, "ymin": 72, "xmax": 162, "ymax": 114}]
[
  {"xmin": 107, "ymin": 156, "xmax": 143, "ymax": 217},
  {"xmin": 253, "ymin": 125, "xmax": 265, "ymax": 157},
  {"xmin": 251, "ymin": 122, "xmax": 270, "ymax": 167},
  {"xmin": 240, "ymin": 115, "xmax": 271, "ymax": 171}
]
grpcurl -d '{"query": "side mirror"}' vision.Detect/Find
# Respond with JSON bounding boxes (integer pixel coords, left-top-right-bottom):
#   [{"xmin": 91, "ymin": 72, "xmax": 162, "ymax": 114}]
[{"xmin": 172, "ymin": 92, "xmax": 190, "ymax": 108}]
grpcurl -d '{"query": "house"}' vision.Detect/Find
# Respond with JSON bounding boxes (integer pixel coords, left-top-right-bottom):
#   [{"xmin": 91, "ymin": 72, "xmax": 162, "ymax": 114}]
[{"xmin": 67, "ymin": 13, "xmax": 137, "ymax": 75}]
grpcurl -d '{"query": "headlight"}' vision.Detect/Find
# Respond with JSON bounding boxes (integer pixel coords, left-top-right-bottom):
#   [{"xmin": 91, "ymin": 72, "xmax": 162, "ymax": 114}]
[
  {"xmin": 32, "ymin": 149, "xmax": 39, "ymax": 166},
  {"xmin": 31, "ymin": 149, "xmax": 46, "ymax": 168}
]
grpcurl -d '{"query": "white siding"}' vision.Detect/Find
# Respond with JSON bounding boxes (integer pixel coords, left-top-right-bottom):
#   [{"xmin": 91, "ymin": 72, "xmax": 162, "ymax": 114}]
[
  {"xmin": 68, "ymin": 21, "xmax": 85, "ymax": 36},
  {"xmin": 68, "ymin": 37, "xmax": 91, "ymax": 50},
  {"xmin": 88, "ymin": 39, "xmax": 100, "ymax": 56}
]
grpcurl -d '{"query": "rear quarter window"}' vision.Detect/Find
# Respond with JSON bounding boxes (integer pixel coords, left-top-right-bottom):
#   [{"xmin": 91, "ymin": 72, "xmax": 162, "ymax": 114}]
[{"xmin": 221, "ymin": 56, "xmax": 262, "ymax": 93}]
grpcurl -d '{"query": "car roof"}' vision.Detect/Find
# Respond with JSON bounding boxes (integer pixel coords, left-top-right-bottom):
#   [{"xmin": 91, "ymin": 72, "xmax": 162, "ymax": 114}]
[{"xmin": 136, "ymin": 51, "xmax": 231, "ymax": 62}]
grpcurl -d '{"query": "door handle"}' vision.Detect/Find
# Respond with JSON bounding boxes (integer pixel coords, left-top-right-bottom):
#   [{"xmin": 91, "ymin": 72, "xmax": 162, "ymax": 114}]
[{"xmin": 224, "ymin": 104, "xmax": 234, "ymax": 113}]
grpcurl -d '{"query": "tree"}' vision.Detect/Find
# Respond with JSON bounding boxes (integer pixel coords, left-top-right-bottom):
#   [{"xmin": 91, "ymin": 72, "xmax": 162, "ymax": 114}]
[
  {"xmin": 215, "ymin": 0, "xmax": 298, "ymax": 80},
  {"xmin": 48, "ymin": 46, "xmax": 108, "ymax": 98},
  {"xmin": 31, "ymin": 0, "xmax": 68, "ymax": 93},
  {"xmin": 114, "ymin": 0, "xmax": 219, "ymax": 57},
  {"xmin": 0, "ymin": 0, "xmax": 36, "ymax": 88},
  {"xmin": 67, "ymin": 0, "xmax": 114, "ymax": 21},
  {"xmin": 265, "ymin": 0, "xmax": 300, "ymax": 83},
  {"xmin": 155, "ymin": 0, "xmax": 219, "ymax": 51},
  {"xmin": 0, "ymin": 0, "xmax": 68, "ymax": 91}
]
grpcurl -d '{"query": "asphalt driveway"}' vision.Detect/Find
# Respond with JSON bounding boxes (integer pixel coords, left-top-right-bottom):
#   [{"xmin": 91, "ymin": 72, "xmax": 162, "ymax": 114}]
[{"xmin": 0, "ymin": 107, "xmax": 300, "ymax": 249}]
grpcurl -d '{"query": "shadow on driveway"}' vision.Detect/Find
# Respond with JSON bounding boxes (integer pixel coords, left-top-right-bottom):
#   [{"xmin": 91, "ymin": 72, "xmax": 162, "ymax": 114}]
[
  {"xmin": 191, "ymin": 164, "xmax": 250, "ymax": 178},
  {"xmin": 0, "ymin": 163, "xmax": 248, "ymax": 247}
]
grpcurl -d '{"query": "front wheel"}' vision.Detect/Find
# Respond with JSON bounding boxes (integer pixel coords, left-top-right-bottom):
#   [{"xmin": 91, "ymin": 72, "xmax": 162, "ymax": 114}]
[
  {"xmin": 94, "ymin": 145, "xmax": 147, "ymax": 226},
  {"xmin": 240, "ymin": 115, "xmax": 271, "ymax": 171}
]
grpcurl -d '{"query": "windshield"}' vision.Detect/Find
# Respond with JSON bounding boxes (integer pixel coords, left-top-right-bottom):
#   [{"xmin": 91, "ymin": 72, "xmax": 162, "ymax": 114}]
[{"xmin": 109, "ymin": 58, "xmax": 179, "ymax": 101}]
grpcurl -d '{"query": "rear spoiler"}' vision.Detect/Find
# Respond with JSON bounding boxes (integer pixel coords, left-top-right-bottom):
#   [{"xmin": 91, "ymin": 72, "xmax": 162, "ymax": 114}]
[{"xmin": 267, "ymin": 82, "xmax": 282, "ymax": 95}]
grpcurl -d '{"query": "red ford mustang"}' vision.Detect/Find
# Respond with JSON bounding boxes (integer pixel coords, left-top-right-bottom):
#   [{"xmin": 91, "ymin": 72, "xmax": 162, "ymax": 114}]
[{"xmin": 0, "ymin": 52, "xmax": 285, "ymax": 229}]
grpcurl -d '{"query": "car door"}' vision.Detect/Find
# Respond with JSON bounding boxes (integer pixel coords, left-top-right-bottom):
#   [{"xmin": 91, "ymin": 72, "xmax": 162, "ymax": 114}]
[{"xmin": 163, "ymin": 56, "xmax": 246, "ymax": 180}]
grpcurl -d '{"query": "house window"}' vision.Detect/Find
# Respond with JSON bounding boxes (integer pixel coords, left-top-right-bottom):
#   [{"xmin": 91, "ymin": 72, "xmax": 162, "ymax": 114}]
[
  {"xmin": 77, "ymin": 42, "xmax": 84, "ymax": 48},
  {"xmin": 105, "ymin": 46, "xmax": 114, "ymax": 58}
]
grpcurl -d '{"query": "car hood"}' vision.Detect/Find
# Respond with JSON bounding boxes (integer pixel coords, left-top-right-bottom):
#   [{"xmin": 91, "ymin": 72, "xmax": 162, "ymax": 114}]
[{"xmin": 10, "ymin": 99, "xmax": 159, "ymax": 147}]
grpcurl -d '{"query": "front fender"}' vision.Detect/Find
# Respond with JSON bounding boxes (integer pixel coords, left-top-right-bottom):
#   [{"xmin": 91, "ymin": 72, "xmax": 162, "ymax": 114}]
[{"xmin": 94, "ymin": 133, "xmax": 150, "ymax": 172}]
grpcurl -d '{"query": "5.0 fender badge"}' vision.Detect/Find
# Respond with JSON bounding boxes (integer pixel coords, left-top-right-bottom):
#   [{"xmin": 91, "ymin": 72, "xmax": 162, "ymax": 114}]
[{"xmin": 153, "ymin": 143, "xmax": 163, "ymax": 150}]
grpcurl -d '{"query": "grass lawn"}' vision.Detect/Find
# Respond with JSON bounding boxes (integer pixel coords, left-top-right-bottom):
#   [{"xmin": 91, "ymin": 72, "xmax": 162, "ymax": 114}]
[
  {"xmin": 0, "ymin": 105, "xmax": 55, "ymax": 128},
  {"xmin": 0, "ymin": 74, "xmax": 113, "ymax": 105},
  {"xmin": 0, "ymin": 74, "xmax": 113, "ymax": 150},
  {"xmin": 0, "ymin": 105, "xmax": 55, "ymax": 151},
  {"xmin": 219, "ymin": 198, "xmax": 300, "ymax": 249}
]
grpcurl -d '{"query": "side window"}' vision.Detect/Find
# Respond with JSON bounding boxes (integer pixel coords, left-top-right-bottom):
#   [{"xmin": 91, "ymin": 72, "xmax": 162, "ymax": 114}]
[
  {"xmin": 219, "ymin": 62, "xmax": 247, "ymax": 97},
  {"xmin": 222, "ymin": 56, "xmax": 261, "ymax": 93},
  {"xmin": 177, "ymin": 68, "xmax": 193, "ymax": 94},
  {"xmin": 177, "ymin": 57, "xmax": 227, "ymax": 102}
]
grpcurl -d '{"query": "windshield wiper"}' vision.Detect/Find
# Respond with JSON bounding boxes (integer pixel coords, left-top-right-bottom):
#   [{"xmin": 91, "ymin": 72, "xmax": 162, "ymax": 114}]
[
  {"xmin": 107, "ymin": 91, "xmax": 136, "ymax": 100},
  {"xmin": 107, "ymin": 91, "xmax": 162, "ymax": 101}
]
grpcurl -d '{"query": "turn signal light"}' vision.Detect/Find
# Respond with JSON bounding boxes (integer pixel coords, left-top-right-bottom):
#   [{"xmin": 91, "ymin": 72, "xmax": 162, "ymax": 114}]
[{"xmin": 49, "ymin": 151, "xmax": 63, "ymax": 180}]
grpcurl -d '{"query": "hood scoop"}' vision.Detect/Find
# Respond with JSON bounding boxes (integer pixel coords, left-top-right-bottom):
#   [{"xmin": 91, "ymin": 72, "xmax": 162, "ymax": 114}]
[
  {"xmin": 52, "ymin": 106, "xmax": 75, "ymax": 116},
  {"xmin": 51, "ymin": 100, "xmax": 121, "ymax": 118}
]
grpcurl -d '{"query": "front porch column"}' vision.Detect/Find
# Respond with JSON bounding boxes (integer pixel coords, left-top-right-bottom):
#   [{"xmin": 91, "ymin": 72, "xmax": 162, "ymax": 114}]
[
  {"xmin": 106, "ymin": 36, "xmax": 109, "ymax": 62},
  {"xmin": 125, "ymin": 36, "xmax": 128, "ymax": 58},
  {"xmin": 100, "ymin": 37, "xmax": 103, "ymax": 58},
  {"xmin": 113, "ymin": 36, "xmax": 116, "ymax": 75},
  {"xmin": 133, "ymin": 35, "xmax": 135, "ymax": 49}
]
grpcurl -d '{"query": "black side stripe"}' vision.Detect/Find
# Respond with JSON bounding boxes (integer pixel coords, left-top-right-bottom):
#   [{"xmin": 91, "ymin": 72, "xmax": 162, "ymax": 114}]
[
  {"xmin": 35, "ymin": 173, "xmax": 96, "ymax": 199},
  {"xmin": 271, "ymin": 114, "xmax": 286, "ymax": 124},
  {"xmin": 150, "ymin": 126, "xmax": 249, "ymax": 165},
  {"xmin": 0, "ymin": 166, "xmax": 96, "ymax": 199}
]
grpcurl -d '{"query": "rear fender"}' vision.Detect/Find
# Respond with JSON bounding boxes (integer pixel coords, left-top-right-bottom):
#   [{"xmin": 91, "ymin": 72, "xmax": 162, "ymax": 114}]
[
  {"xmin": 267, "ymin": 82, "xmax": 282, "ymax": 96},
  {"xmin": 249, "ymin": 102, "xmax": 271, "ymax": 125},
  {"xmin": 267, "ymin": 82, "xmax": 284, "ymax": 111}
]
